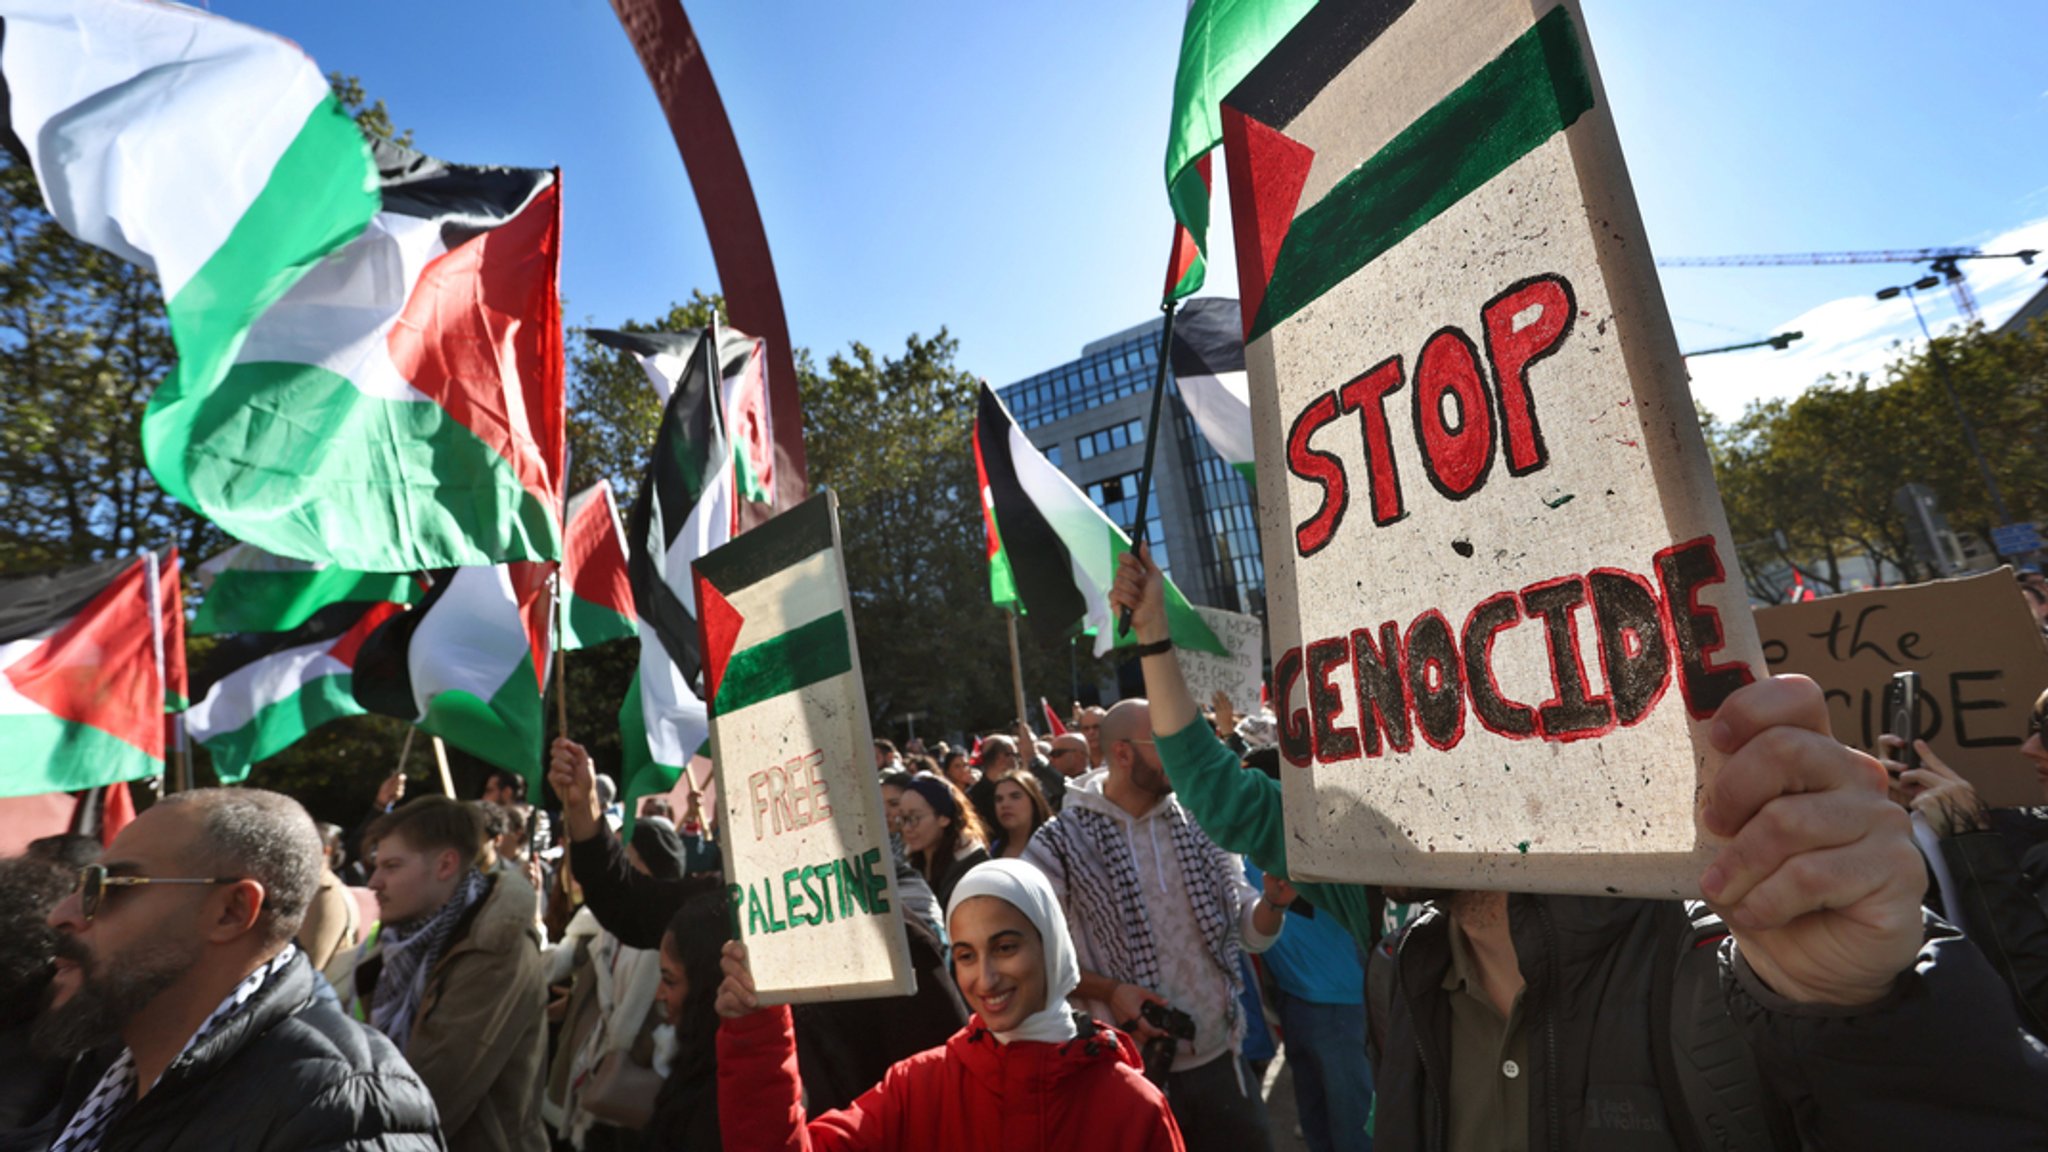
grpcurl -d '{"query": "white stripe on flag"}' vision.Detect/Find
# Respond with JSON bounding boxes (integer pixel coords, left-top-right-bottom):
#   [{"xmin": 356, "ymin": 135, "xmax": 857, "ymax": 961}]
[
  {"xmin": 1004, "ymin": 421, "xmax": 1123, "ymax": 656},
  {"xmin": 1177, "ymin": 369, "xmax": 1255, "ymax": 471},
  {"xmin": 187, "ymin": 645, "xmax": 349, "ymax": 741},
  {"xmin": 725, "ymin": 549, "xmax": 841, "ymax": 652},
  {"xmin": 410, "ymin": 568, "xmax": 533, "ymax": 715},
  {"xmin": 0, "ymin": 0, "xmax": 334, "ymax": 300},
  {"xmin": 638, "ymin": 622, "xmax": 708, "ymax": 766}
]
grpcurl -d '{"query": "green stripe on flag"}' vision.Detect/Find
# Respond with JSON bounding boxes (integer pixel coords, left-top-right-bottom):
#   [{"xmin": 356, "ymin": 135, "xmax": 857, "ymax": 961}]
[
  {"xmin": 419, "ymin": 654, "xmax": 545, "ymax": 800},
  {"xmin": 712, "ymin": 612, "xmax": 853, "ymax": 716},
  {"xmin": 145, "ymin": 93, "xmax": 379, "ymax": 514},
  {"xmin": 199, "ymin": 673, "xmax": 364, "ymax": 784},
  {"xmin": 1248, "ymin": 6, "xmax": 1594, "ymax": 340},
  {"xmin": 193, "ymin": 568, "xmax": 421, "ymax": 634},
  {"xmin": 0, "ymin": 715, "xmax": 160, "ymax": 799},
  {"xmin": 563, "ymin": 594, "xmax": 637, "ymax": 651},
  {"xmin": 1107, "ymin": 531, "xmax": 1229, "ymax": 656},
  {"xmin": 153, "ymin": 362, "xmax": 560, "ymax": 571}
]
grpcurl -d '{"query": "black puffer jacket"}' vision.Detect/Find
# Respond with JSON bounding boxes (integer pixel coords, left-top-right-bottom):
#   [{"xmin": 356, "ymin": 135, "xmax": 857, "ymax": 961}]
[
  {"xmin": 1939, "ymin": 807, "xmax": 2048, "ymax": 1042},
  {"xmin": 1370, "ymin": 894, "xmax": 2048, "ymax": 1152},
  {"xmin": 52, "ymin": 951, "xmax": 443, "ymax": 1151}
]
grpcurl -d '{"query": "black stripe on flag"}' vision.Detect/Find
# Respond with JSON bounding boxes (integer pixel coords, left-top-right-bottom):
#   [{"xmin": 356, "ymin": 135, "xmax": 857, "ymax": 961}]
[
  {"xmin": 619, "ymin": 328, "xmax": 724, "ymax": 686},
  {"xmin": 0, "ymin": 19, "xmax": 29, "ymax": 167},
  {"xmin": 1170, "ymin": 297, "xmax": 1247, "ymax": 379},
  {"xmin": 374, "ymin": 141, "xmax": 556, "ymax": 251},
  {"xmin": 192, "ymin": 601, "xmax": 382, "ymax": 702},
  {"xmin": 1223, "ymin": 0, "xmax": 1420, "ymax": 130},
  {"xmin": 975, "ymin": 384, "xmax": 1087, "ymax": 641},
  {"xmin": 351, "ymin": 571, "xmax": 459, "ymax": 722},
  {"xmin": 691, "ymin": 490, "xmax": 834, "ymax": 594},
  {"xmin": 0, "ymin": 555, "xmax": 140, "ymax": 645}
]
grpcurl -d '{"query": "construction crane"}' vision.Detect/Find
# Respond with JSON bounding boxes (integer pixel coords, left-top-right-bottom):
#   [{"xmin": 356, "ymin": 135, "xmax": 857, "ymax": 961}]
[{"xmin": 1656, "ymin": 248, "xmax": 2040, "ymax": 325}]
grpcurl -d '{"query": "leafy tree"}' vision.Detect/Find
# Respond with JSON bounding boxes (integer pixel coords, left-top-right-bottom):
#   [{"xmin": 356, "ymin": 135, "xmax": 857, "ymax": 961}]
[{"xmin": 1706, "ymin": 320, "xmax": 2048, "ymax": 599}]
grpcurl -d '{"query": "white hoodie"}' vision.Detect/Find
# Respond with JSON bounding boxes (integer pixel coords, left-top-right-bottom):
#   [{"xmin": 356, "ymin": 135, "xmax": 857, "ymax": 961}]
[{"xmin": 1022, "ymin": 771, "xmax": 1276, "ymax": 1073}]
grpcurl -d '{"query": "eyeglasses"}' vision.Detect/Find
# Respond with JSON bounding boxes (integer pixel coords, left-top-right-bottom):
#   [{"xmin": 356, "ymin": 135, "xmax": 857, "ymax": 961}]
[
  {"xmin": 75, "ymin": 863, "xmax": 239, "ymax": 923},
  {"xmin": 898, "ymin": 813, "xmax": 931, "ymax": 830}
]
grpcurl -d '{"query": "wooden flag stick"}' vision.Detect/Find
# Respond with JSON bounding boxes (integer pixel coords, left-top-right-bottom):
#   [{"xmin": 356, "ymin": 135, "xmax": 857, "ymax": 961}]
[
  {"xmin": 1005, "ymin": 610, "xmax": 1029, "ymax": 735},
  {"xmin": 553, "ymin": 574, "xmax": 570, "ymax": 736},
  {"xmin": 431, "ymin": 735, "xmax": 456, "ymax": 799},
  {"xmin": 395, "ymin": 726, "xmax": 417, "ymax": 776}
]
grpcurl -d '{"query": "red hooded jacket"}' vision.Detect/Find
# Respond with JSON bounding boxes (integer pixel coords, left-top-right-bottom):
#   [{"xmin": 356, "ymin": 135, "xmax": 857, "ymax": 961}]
[{"xmin": 718, "ymin": 1005, "xmax": 1184, "ymax": 1152}]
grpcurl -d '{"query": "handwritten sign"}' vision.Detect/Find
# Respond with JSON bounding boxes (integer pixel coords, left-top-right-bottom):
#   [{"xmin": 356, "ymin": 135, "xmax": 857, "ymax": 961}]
[
  {"xmin": 1756, "ymin": 569, "xmax": 2048, "ymax": 808},
  {"xmin": 1177, "ymin": 606, "xmax": 1266, "ymax": 717},
  {"xmin": 1226, "ymin": 0, "xmax": 1761, "ymax": 896},
  {"xmin": 695, "ymin": 493, "xmax": 914, "ymax": 1003}
]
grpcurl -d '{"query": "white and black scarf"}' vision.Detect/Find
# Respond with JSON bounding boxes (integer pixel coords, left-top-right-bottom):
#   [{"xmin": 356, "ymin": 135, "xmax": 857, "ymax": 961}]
[
  {"xmin": 1041, "ymin": 801, "xmax": 1241, "ymax": 1003},
  {"xmin": 372, "ymin": 868, "xmax": 489, "ymax": 1052}
]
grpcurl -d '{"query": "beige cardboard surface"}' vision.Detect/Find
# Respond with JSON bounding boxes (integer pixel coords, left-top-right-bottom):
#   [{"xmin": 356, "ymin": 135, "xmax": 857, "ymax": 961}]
[
  {"xmin": 700, "ymin": 494, "xmax": 914, "ymax": 1003},
  {"xmin": 1234, "ymin": 0, "xmax": 1762, "ymax": 896},
  {"xmin": 1755, "ymin": 569, "xmax": 2048, "ymax": 809}
]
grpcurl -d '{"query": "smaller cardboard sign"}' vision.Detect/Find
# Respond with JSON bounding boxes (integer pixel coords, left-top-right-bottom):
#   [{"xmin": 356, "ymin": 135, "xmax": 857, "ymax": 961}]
[
  {"xmin": 1755, "ymin": 568, "xmax": 2048, "ymax": 808},
  {"xmin": 694, "ymin": 492, "xmax": 914, "ymax": 1004},
  {"xmin": 1177, "ymin": 606, "xmax": 1266, "ymax": 717}
]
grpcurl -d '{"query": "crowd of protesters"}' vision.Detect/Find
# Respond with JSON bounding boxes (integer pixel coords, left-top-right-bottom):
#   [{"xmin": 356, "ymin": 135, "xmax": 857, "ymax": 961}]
[{"xmin": 6, "ymin": 558, "xmax": 2048, "ymax": 1150}]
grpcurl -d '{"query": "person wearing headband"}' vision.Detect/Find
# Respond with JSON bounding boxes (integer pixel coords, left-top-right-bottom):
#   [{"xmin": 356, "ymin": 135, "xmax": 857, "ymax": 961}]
[{"xmin": 713, "ymin": 858, "xmax": 1183, "ymax": 1151}]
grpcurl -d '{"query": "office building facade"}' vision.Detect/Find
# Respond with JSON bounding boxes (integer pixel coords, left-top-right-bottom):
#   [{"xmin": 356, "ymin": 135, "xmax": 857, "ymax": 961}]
[{"xmin": 999, "ymin": 315, "xmax": 1265, "ymax": 619}]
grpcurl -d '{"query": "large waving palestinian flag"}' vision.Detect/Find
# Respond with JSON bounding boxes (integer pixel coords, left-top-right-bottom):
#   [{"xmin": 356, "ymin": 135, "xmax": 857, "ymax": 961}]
[
  {"xmin": 186, "ymin": 602, "xmax": 403, "ymax": 784},
  {"xmin": 1, "ymin": 7, "xmax": 380, "ymax": 538},
  {"xmin": 148, "ymin": 142, "xmax": 566, "ymax": 572},
  {"xmin": 1162, "ymin": 0, "xmax": 1316, "ymax": 300},
  {"xmin": 192, "ymin": 542, "xmax": 422, "ymax": 635},
  {"xmin": 603, "ymin": 326, "xmax": 764, "ymax": 686},
  {"xmin": 0, "ymin": 554, "xmax": 180, "ymax": 798},
  {"xmin": 560, "ymin": 482, "xmax": 637, "ymax": 650},
  {"xmin": 974, "ymin": 385, "xmax": 1226, "ymax": 657},
  {"xmin": 1170, "ymin": 297, "xmax": 1255, "ymax": 484},
  {"xmin": 351, "ymin": 565, "xmax": 553, "ymax": 794}
]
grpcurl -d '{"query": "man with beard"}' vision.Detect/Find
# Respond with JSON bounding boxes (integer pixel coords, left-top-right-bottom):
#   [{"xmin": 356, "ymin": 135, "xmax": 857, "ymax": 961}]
[
  {"xmin": 1023, "ymin": 698, "xmax": 1291, "ymax": 1152},
  {"xmin": 1, "ymin": 855, "xmax": 73, "ymax": 1151},
  {"xmin": 349, "ymin": 796, "xmax": 547, "ymax": 1152},
  {"xmin": 1107, "ymin": 544, "xmax": 2048, "ymax": 1150},
  {"xmin": 36, "ymin": 788, "xmax": 441, "ymax": 1151}
]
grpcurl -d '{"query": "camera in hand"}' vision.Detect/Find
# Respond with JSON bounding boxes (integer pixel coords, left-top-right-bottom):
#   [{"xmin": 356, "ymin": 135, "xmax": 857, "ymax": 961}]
[{"xmin": 1135, "ymin": 1001, "xmax": 1197, "ymax": 1090}]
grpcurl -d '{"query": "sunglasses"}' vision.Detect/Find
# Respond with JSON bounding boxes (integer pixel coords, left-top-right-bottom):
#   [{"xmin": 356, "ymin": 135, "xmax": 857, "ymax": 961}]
[
  {"xmin": 75, "ymin": 863, "xmax": 240, "ymax": 923},
  {"xmin": 2031, "ymin": 699, "xmax": 2048, "ymax": 740}
]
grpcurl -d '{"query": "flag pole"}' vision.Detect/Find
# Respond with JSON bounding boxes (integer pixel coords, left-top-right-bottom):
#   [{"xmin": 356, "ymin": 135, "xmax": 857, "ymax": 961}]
[
  {"xmin": 396, "ymin": 726, "xmax": 417, "ymax": 777},
  {"xmin": 431, "ymin": 735, "xmax": 456, "ymax": 799},
  {"xmin": 1005, "ymin": 610, "xmax": 1029, "ymax": 734},
  {"xmin": 1116, "ymin": 299, "xmax": 1181, "ymax": 639}
]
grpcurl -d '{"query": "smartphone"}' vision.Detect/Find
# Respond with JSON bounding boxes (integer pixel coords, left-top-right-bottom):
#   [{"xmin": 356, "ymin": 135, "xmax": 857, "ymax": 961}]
[{"xmin": 1883, "ymin": 670, "xmax": 1921, "ymax": 773}]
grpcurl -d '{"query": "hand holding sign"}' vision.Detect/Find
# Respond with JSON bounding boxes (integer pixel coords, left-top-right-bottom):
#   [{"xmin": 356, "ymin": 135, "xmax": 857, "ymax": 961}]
[
  {"xmin": 1700, "ymin": 676, "xmax": 1926, "ymax": 1007},
  {"xmin": 714, "ymin": 940, "xmax": 761, "ymax": 1019}
]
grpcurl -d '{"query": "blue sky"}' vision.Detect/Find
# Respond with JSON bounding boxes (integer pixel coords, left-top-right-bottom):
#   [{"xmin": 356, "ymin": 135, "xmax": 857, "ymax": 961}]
[{"xmin": 214, "ymin": 0, "xmax": 2048, "ymax": 418}]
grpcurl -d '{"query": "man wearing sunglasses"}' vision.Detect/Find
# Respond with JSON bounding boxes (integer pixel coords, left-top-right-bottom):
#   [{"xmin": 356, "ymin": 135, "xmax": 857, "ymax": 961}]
[{"xmin": 35, "ymin": 787, "xmax": 442, "ymax": 1151}]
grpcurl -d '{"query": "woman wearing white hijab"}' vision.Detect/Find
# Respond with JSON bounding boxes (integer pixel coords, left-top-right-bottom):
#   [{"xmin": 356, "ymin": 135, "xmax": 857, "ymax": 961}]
[{"xmin": 713, "ymin": 858, "xmax": 1183, "ymax": 1151}]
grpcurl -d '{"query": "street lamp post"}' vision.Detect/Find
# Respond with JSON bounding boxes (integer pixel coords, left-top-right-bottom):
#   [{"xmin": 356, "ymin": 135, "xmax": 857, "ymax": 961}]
[{"xmin": 1875, "ymin": 276, "xmax": 2013, "ymax": 529}]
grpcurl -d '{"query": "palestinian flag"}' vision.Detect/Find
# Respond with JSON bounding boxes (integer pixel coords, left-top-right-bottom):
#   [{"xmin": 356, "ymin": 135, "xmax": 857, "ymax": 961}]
[
  {"xmin": 186, "ymin": 602, "xmax": 403, "ymax": 784},
  {"xmin": 351, "ymin": 565, "xmax": 553, "ymax": 795},
  {"xmin": 976, "ymin": 385, "xmax": 1226, "ymax": 658},
  {"xmin": 1, "ymin": 7, "xmax": 380, "ymax": 547},
  {"xmin": 0, "ymin": 555, "xmax": 178, "ymax": 798},
  {"xmin": 602, "ymin": 326, "xmax": 762, "ymax": 686},
  {"xmin": 618, "ymin": 665, "xmax": 709, "ymax": 837},
  {"xmin": 560, "ymin": 482, "xmax": 637, "ymax": 650},
  {"xmin": 1221, "ymin": 2, "xmax": 1591, "ymax": 339},
  {"xmin": 191, "ymin": 542, "xmax": 422, "ymax": 635},
  {"xmin": 154, "ymin": 550, "xmax": 189, "ymax": 713},
  {"xmin": 692, "ymin": 494, "xmax": 856, "ymax": 717},
  {"xmin": 1163, "ymin": 0, "xmax": 1316, "ymax": 300},
  {"xmin": 147, "ymin": 141, "xmax": 566, "ymax": 572},
  {"xmin": 1170, "ymin": 297, "xmax": 1255, "ymax": 484}
]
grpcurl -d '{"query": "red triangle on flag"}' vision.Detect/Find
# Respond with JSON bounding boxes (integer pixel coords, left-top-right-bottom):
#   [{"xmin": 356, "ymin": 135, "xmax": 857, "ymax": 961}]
[
  {"xmin": 5, "ymin": 557, "xmax": 162, "ymax": 757},
  {"xmin": 695, "ymin": 573, "xmax": 744, "ymax": 707},
  {"xmin": 329, "ymin": 602, "xmax": 407, "ymax": 669},
  {"xmin": 1222, "ymin": 105, "xmax": 1316, "ymax": 338}
]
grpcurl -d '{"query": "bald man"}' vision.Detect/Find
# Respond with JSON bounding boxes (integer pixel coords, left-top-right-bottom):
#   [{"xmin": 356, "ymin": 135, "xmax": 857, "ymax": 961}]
[
  {"xmin": 1047, "ymin": 733, "xmax": 1093, "ymax": 782},
  {"xmin": 38, "ymin": 789, "xmax": 440, "ymax": 1150},
  {"xmin": 1025, "ymin": 698, "xmax": 1288, "ymax": 1152}
]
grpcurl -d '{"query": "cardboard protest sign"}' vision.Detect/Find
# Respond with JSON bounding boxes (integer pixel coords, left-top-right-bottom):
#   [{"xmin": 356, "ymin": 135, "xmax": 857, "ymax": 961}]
[
  {"xmin": 695, "ymin": 492, "xmax": 914, "ymax": 1002},
  {"xmin": 1224, "ymin": 0, "xmax": 1761, "ymax": 896},
  {"xmin": 1178, "ymin": 606, "xmax": 1266, "ymax": 717},
  {"xmin": 1756, "ymin": 568, "xmax": 2048, "ymax": 808}
]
